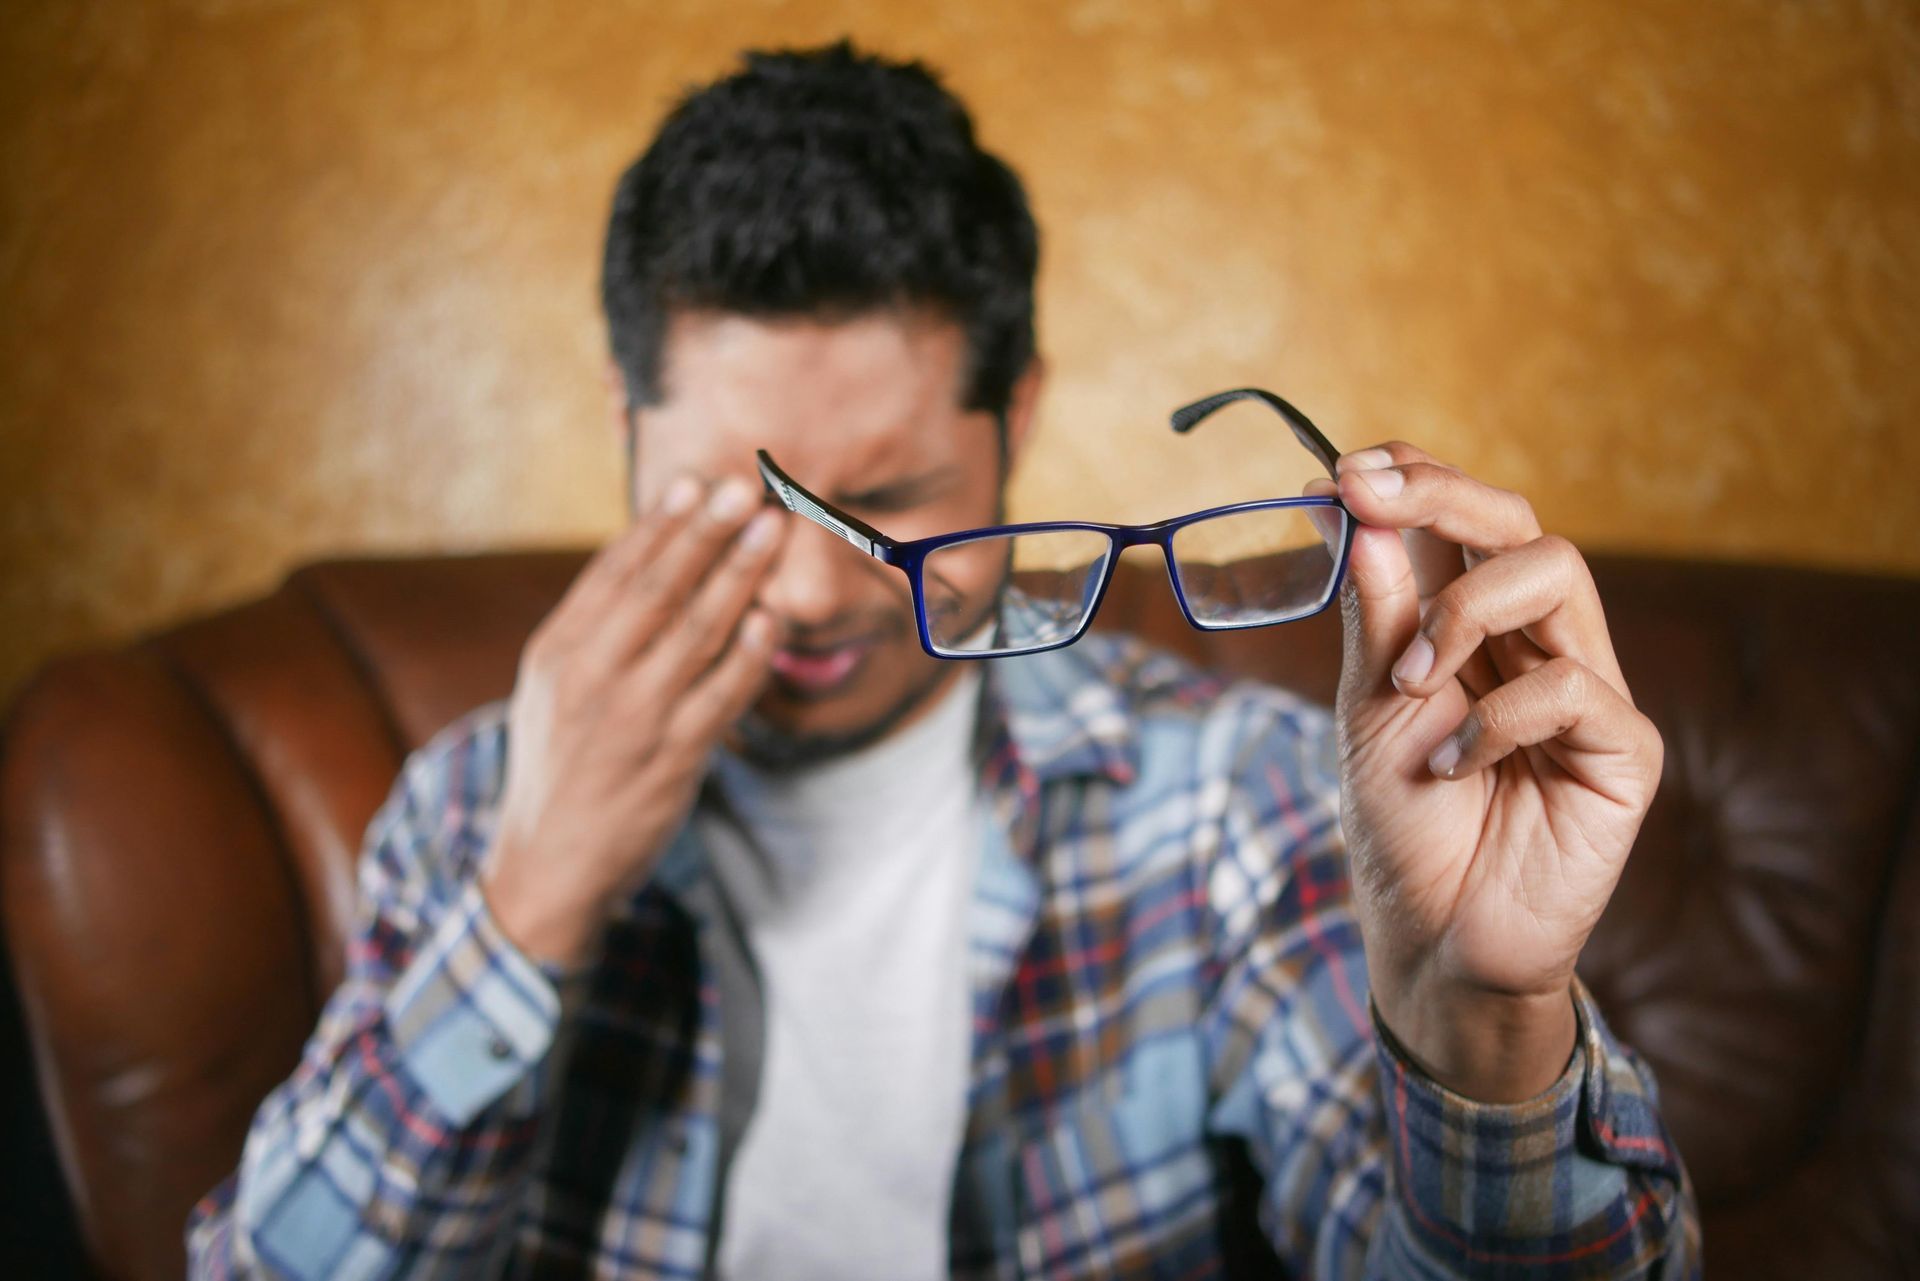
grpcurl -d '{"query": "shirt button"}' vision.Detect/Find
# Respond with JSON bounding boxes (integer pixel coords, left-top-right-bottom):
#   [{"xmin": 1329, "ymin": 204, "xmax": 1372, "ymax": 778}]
[{"xmin": 487, "ymin": 1035, "xmax": 514, "ymax": 1061}]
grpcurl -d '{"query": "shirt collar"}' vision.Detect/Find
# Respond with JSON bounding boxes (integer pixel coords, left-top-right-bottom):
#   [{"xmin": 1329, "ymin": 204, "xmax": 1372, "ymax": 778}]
[{"xmin": 979, "ymin": 633, "xmax": 1141, "ymax": 790}]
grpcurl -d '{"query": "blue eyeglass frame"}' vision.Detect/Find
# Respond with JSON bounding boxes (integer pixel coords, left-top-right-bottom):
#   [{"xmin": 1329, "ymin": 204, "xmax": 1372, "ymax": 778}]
[{"xmin": 756, "ymin": 387, "xmax": 1355, "ymax": 660}]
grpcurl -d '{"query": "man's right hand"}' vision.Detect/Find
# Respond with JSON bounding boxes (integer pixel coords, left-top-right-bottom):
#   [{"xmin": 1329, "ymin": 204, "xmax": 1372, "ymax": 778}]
[{"xmin": 479, "ymin": 474, "xmax": 788, "ymax": 969}]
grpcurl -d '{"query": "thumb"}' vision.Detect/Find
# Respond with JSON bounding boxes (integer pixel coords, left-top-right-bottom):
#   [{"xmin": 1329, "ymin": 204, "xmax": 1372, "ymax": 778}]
[{"xmin": 1321, "ymin": 473, "xmax": 1423, "ymax": 703}]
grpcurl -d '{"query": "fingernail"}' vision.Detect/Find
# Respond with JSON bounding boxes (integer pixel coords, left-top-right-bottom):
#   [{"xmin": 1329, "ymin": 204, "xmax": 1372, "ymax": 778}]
[
  {"xmin": 741, "ymin": 508, "xmax": 782, "ymax": 551},
  {"xmin": 663, "ymin": 476, "xmax": 701, "ymax": 515},
  {"xmin": 1306, "ymin": 506, "xmax": 1341, "ymax": 548},
  {"xmin": 709, "ymin": 478, "xmax": 755, "ymax": 520},
  {"xmin": 1428, "ymin": 735, "xmax": 1462, "ymax": 777},
  {"xmin": 1360, "ymin": 468, "xmax": 1404, "ymax": 499},
  {"xmin": 1339, "ymin": 448, "xmax": 1394, "ymax": 473},
  {"xmin": 1392, "ymin": 633, "xmax": 1434, "ymax": 688}
]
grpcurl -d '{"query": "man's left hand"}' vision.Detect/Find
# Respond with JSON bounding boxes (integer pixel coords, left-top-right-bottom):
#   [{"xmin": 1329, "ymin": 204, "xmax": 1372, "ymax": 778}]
[{"xmin": 1303, "ymin": 443, "xmax": 1663, "ymax": 1103}]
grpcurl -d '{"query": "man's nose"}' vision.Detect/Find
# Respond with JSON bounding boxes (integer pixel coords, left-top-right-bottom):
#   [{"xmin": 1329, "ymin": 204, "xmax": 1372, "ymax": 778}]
[{"xmin": 756, "ymin": 516, "xmax": 878, "ymax": 631}]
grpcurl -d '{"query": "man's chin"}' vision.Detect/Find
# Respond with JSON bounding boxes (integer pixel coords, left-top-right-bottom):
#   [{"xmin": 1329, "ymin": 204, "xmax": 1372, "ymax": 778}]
[{"xmin": 730, "ymin": 664, "xmax": 959, "ymax": 773}]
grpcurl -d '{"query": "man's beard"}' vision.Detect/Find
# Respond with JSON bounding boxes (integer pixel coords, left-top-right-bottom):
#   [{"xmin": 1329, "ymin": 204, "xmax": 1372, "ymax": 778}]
[
  {"xmin": 731, "ymin": 659, "xmax": 957, "ymax": 773},
  {"xmin": 730, "ymin": 576, "xmax": 1001, "ymax": 774}
]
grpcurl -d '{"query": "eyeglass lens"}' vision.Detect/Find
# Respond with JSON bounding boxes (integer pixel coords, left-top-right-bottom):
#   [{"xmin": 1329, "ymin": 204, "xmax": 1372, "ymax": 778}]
[
  {"xmin": 922, "ymin": 528, "xmax": 1114, "ymax": 656},
  {"xmin": 1170, "ymin": 504, "xmax": 1348, "ymax": 627}
]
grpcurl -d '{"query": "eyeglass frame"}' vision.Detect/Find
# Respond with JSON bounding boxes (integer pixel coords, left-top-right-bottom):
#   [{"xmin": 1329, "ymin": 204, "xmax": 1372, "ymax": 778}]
[{"xmin": 755, "ymin": 387, "xmax": 1355, "ymax": 660}]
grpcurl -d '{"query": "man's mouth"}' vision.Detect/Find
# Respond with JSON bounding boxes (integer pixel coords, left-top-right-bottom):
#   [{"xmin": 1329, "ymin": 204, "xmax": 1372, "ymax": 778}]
[{"xmin": 767, "ymin": 639, "xmax": 875, "ymax": 697}]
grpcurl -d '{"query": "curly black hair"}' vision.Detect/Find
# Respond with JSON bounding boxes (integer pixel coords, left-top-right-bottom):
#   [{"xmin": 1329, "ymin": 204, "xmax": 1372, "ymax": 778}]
[{"xmin": 601, "ymin": 40, "xmax": 1039, "ymax": 419}]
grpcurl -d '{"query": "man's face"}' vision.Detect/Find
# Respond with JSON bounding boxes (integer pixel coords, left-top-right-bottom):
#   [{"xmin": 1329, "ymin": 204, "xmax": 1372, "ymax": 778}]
[{"xmin": 628, "ymin": 308, "xmax": 1032, "ymax": 765}]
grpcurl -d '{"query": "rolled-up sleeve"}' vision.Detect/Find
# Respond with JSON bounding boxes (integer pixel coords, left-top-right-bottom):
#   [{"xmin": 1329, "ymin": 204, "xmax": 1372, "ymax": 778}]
[
  {"xmin": 187, "ymin": 710, "xmax": 571, "ymax": 1280},
  {"xmin": 1368, "ymin": 979, "xmax": 1700, "ymax": 1277}
]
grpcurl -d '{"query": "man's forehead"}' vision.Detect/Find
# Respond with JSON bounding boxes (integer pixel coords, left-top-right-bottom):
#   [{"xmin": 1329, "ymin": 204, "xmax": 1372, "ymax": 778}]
[{"xmin": 638, "ymin": 308, "xmax": 976, "ymax": 477}]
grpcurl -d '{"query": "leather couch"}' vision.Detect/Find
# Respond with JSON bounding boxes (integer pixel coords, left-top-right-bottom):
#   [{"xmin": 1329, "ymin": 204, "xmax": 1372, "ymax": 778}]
[{"xmin": 3, "ymin": 550, "xmax": 1917, "ymax": 1279}]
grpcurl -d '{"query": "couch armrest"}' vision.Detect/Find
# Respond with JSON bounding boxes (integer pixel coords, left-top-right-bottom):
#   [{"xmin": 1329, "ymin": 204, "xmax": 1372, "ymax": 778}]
[{"xmin": 2, "ymin": 648, "xmax": 318, "ymax": 1280}]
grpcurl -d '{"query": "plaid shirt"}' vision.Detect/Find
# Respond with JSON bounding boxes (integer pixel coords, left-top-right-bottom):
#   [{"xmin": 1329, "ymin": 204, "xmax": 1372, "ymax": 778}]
[{"xmin": 188, "ymin": 633, "xmax": 1699, "ymax": 1279}]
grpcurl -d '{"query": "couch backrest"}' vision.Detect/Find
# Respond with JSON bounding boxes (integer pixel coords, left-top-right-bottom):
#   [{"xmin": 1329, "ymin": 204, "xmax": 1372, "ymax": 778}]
[{"xmin": 4, "ymin": 551, "xmax": 1917, "ymax": 1279}]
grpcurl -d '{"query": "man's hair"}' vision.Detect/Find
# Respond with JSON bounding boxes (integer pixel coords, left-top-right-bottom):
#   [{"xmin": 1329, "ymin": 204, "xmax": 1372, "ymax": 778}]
[{"xmin": 600, "ymin": 40, "xmax": 1039, "ymax": 418}]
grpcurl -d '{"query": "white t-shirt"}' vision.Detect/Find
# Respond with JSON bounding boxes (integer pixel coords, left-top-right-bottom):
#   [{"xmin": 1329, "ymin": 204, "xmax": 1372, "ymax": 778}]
[{"xmin": 702, "ymin": 668, "xmax": 983, "ymax": 1281}]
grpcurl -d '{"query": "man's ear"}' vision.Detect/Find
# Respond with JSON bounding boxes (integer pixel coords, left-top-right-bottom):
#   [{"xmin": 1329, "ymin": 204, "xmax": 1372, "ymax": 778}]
[
  {"xmin": 605, "ymin": 359, "xmax": 640, "ymax": 517},
  {"xmin": 603, "ymin": 359, "xmax": 632, "ymax": 436},
  {"xmin": 1001, "ymin": 355, "xmax": 1047, "ymax": 467}
]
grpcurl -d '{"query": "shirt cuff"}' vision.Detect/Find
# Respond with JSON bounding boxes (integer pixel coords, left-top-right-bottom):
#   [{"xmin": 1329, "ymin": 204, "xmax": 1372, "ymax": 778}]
[
  {"xmin": 384, "ymin": 879, "xmax": 564, "ymax": 1126},
  {"xmin": 1371, "ymin": 975, "xmax": 1680, "ymax": 1250}
]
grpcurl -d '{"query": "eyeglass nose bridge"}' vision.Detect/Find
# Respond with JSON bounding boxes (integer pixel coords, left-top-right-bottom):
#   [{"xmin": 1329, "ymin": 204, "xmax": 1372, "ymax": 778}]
[{"xmin": 1084, "ymin": 519, "xmax": 1205, "ymax": 631}]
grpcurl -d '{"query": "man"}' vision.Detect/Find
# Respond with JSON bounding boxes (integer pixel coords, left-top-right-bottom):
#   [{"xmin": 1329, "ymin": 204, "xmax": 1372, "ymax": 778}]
[{"xmin": 188, "ymin": 41, "xmax": 1699, "ymax": 1279}]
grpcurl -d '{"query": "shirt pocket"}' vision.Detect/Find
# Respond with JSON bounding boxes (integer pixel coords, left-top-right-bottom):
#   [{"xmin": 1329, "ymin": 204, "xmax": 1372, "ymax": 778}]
[{"xmin": 1013, "ymin": 1031, "xmax": 1223, "ymax": 1279}]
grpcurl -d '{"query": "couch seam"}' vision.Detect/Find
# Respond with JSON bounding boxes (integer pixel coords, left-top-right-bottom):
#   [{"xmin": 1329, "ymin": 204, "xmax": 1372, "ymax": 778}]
[
  {"xmin": 140, "ymin": 639, "xmax": 324, "ymax": 1031},
  {"xmin": 284, "ymin": 570, "xmax": 410, "ymax": 762}
]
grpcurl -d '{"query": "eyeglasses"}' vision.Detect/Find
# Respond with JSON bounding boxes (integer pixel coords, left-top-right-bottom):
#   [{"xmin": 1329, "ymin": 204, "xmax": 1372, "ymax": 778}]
[{"xmin": 756, "ymin": 387, "xmax": 1354, "ymax": 660}]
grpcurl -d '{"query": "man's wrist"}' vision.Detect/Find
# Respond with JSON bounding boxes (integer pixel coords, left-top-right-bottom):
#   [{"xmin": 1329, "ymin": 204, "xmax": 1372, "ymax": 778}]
[
  {"xmin": 1371, "ymin": 970, "xmax": 1578, "ymax": 1104},
  {"xmin": 479, "ymin": 841, "xmax": 607, "ymax": 972}
]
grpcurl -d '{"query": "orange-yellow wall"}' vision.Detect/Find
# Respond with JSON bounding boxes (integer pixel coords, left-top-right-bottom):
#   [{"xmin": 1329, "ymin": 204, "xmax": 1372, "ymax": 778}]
[{"xmin": 4, "ymin": 1, "xmax": 1917, "ymax": 700}]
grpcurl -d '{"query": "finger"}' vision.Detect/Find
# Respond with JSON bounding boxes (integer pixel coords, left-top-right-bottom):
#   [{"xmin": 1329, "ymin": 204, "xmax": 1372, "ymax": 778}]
[
  {"xmin": 600, "ymin": 473, "xmax": 708, "ymax": 587},
  {"xmin": 661, "ymin": 608, "xmax": 781, "ymax": 751},
  {"xmin": 1312, "ymin": 476, "xmax": 1428, "ymax": 701},
  {"xmin": 549, "ymin": 475, "xmax": 704, "ymax": 630},
  {"xmin": 640, "ymin": 506, "xmax": 790, "ymax": 689},
  {"xmin": 1335, "ymin": 447, "xmax": 1542, "ymax": 556},
  {"xmin": 1392, "ymin": 535, "xmax": 1628, "ymax": 701},
  {"xmin": 1338, "ymin": 444, "xmax": 1470, "ymax": 599},
  {"xmin": 1428, "ymin": 656, "xmax": 1660, "ymax": 802},
  {"xmin": 589, "ymin": 476, "xmax": 765, "ymax": 669},
  {"xmin": 1336, "ymin": 502, "xmax": 1425, "ymax": 701},
  {"xmin": 1335, "ymin": 439, "xmax": 1448, "ymax": 476},
  {"xmin": 1301, "ymin": 477, "xmax": 1345, "ymax": 550}
]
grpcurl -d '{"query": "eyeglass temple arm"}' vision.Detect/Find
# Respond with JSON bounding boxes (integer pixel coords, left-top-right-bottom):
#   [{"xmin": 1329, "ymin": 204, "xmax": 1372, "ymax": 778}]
[
  {"xmin": 755, "ymin": 450, "xmax": 895, "ymax": 561},
  {"xmin": 1169, "ymin": 388, "xmax": 1343, "ymax": 475}
]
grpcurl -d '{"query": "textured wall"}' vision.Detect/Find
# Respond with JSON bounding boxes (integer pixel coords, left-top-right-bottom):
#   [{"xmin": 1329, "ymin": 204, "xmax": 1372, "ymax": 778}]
[{"xmin": 4, "ymin": 0, "xmax": 1917, "ymax": 701}]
